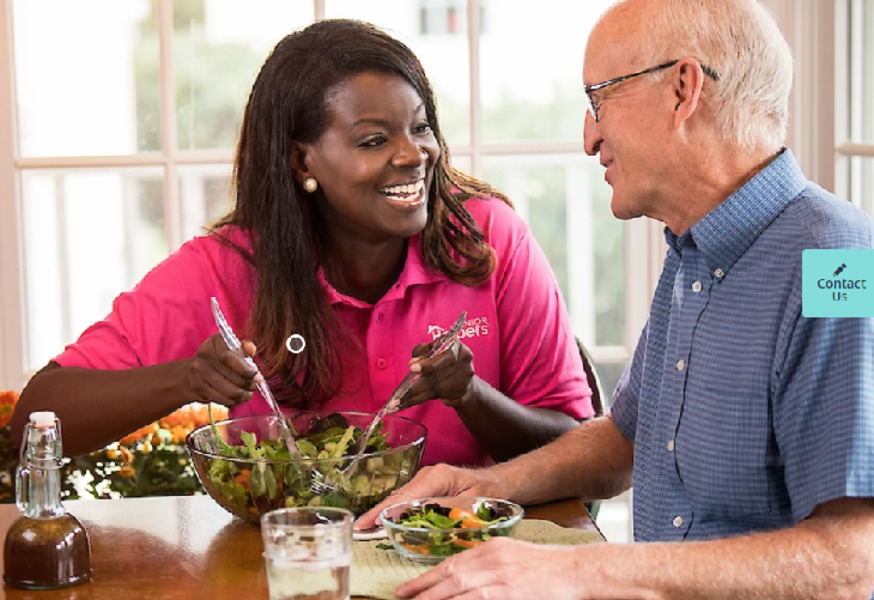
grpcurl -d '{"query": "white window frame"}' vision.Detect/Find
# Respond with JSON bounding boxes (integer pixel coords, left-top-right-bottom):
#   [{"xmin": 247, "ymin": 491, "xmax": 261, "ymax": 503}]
[
  {"xmin": 0, "ymin": 0, "xmax": 650, "ymax": 391},
  {"xmin": 835, "ymin": 0, "xmax": 874, "ymax": 204},
  {"xmin": 766, "ymin": 0, "xmax": 874, "ymax": 206},
  {"xmin": 2, "ymin": 1, "xmax": 864, "ymax": 391},
  {"xmin": 764, "ymin": 0, "xmax": 836, "ymax": 191}
]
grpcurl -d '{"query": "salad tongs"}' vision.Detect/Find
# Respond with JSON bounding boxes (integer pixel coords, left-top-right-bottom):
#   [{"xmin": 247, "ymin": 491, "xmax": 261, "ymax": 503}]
[
  {"xmin": 312, "ymin": 310, "xmax": 468, "ymax": 494},
  {"xmin": 210, "ymin": 297, "xmax": 304, "ymax": 459}
]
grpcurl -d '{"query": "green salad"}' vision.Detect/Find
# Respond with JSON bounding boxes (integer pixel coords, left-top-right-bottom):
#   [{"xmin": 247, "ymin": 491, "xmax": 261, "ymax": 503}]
[
  {"xmin": 199, "ymin": 413, "xmax": 402, "ymax": 519},
  {"xmin": 387, "ymin": 502, "xmax": 516, "ymax": 558}
]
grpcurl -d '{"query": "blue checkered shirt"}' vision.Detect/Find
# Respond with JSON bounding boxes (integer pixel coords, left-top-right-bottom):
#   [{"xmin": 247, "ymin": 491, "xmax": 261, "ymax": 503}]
[{"xmin": 611, "ymin": 149, "xmax": 874, "ymax": 542}]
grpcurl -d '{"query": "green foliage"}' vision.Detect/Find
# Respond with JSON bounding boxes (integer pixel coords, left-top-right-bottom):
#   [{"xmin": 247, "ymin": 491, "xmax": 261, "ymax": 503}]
[
  {"xmin": 0, "ymin": 425, "xmax": 202, "ymax": 503},
  {"xmin": 63, "ymin": 443, "xmax": 201, "ymax": 500}
]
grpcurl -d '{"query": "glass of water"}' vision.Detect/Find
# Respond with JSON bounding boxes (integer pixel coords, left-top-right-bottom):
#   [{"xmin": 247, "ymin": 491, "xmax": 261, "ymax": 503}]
[{"xmin": 261, "ymin": 507, "xmax": 353, "ymax": 600}]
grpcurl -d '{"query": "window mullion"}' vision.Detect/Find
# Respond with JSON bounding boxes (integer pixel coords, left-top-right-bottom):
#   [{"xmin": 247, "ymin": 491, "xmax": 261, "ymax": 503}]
[
  {"xmin": 467, "ymin": 0, "xmax": 481, "ymax": 177},
  {"xmin": 846, "ymin": 0, "xmax": 863, "ymax": 207},
  {"xmin": 158, "ymin": 0, "xmax": 181, "ymax": 250},
  {"xmin": 847, "ymin": 0, "xmax": 862, "ymax": 143},
  {"xmin": 837, "ymin": 142, "xmax": 874, "ymax": 157},
  {"xmin": 624, "ymin": 218, "xmax": 662, "ymax": 351}
]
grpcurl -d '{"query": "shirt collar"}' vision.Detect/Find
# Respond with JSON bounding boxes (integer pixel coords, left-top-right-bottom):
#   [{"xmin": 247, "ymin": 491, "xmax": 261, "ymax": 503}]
[
  {"xmin": 319, "ymin": 234, "xmax": 444, "ymax": 306},
  {"xmin": 664, "ymin": 148, "xmax": 807, "ymax": 277}
]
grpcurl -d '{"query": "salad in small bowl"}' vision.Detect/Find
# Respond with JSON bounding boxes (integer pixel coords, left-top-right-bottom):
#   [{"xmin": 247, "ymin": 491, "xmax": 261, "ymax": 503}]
[{"xmin": 379, "ymin": 496, "xmax": 524, "ymax": 563}]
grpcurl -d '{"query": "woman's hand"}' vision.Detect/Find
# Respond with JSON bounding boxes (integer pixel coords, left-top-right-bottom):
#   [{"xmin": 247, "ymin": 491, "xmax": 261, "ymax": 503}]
[
  {"xmin": 182, "ymin": 334, "xmax": 262, "ymax": 408},
  {"xmin": 398, "ymin": 340, "xmax": 475, "ymax": 409}
]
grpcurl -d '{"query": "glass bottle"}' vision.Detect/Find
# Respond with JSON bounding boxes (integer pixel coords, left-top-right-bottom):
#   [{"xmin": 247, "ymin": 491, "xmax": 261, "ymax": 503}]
[{"xmin": 3, "ymin": 411, "xmax": 91, "ymax": 589}]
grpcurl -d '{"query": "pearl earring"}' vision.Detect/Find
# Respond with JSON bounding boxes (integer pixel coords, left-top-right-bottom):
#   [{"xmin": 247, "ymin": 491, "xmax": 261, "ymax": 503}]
[{"xmin": 302, "ymin": 177, "xmax": 318, "ymax": 193}]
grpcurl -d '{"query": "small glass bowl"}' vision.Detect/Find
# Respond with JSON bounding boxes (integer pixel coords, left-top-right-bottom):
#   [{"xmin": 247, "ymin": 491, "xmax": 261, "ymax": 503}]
[{"xmin": 379, "ymin": 496, "xmax": 524, "ymax": 564}]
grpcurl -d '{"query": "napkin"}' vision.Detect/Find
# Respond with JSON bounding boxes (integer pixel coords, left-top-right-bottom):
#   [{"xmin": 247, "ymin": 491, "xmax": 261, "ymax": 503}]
[{"xmin": 350, "ymin": 518, "xmax": 603, "ymax": 600}]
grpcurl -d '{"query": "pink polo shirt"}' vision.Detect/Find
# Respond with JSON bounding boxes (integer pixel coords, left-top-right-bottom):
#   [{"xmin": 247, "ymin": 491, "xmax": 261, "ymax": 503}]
[{"xmin": 55, "ymin": 196, "xmax": 592, "ymax": 466}]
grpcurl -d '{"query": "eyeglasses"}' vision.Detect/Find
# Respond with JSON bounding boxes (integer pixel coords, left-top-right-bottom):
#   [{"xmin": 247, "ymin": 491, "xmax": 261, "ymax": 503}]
[{"xmin": 584, "ymin": 60, "xmax": 720, "ymax": 122}]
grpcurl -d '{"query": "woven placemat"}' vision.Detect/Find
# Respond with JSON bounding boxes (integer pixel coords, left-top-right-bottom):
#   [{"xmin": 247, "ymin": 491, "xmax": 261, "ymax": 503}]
[{"xmin": 351, "ymin": 518, "xmax": 603, "ymax": 599}]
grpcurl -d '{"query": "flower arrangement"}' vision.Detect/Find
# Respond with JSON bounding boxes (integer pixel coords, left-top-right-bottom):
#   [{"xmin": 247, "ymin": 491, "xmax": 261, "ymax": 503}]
[
  {"xmin": 0, "ymin": 391, "xmax": 20, "ymax": 503},
  {"xmin": 0, "ymin": 390, "xmax": 228, "ymax": 501}
]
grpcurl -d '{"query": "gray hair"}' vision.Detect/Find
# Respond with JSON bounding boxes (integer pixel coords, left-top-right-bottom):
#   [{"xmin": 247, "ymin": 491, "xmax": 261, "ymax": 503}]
[{"xmin": 637, "ymin": 0, "xmax": 793, "ymax": 153}]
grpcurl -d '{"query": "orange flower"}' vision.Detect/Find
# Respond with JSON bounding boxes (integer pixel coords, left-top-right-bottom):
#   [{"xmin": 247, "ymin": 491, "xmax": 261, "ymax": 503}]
[
  {"xmin": 0, "ymin": 390, "xmax": 20, "ymax": 428},
  {"xmin": 158, "ymin": 410, "xmax": 188, "ymax": 430},
  {"xmin": 193, "ymin": 403, "xmax": 227, "ymax": 427},
  {"xmin": 119, "ymin": 423, "xmax": 158, "ymax": 446},
  {"xmin": 118, "ymin": 466, "xmax": 136, "ymax": 478},
  {"xmin": 118, "ymin": 447, "xmax": 134, "ymax": 464},
  {"xmin": 159, "ymin": 403, "xmax": 227, "ymax": 431},
  {"xmin": 169, "ymin": 425, "xmax": 188, "ymax": 445}
]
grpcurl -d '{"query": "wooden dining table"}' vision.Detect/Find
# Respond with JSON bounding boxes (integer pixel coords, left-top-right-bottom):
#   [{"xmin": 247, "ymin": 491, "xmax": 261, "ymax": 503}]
[{"xmin": 0, "ymin": 495, "xmax": 602, "ymax": 599}]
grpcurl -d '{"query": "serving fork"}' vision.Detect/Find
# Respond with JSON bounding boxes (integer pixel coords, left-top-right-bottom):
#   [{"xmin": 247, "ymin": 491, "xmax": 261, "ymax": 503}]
[
  {"xmin": 311, "ymin": 310, "xmax": 468, "ymax": 494},
  {"xmin": 210, "ymin": 297, "xmax": 304, "ymax": 459}
]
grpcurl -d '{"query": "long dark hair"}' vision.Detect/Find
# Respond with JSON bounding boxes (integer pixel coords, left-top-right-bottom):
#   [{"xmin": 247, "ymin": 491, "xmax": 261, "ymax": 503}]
[{"xmin": 212, "ymin": 19, "xmax": 511, "ymax": 408}]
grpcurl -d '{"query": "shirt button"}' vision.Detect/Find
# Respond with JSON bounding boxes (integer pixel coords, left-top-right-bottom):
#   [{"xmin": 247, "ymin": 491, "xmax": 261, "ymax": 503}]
[
  {"xmin": 667, "ymin": 439, "xmax": 675, "ymax": 452},
  {"xmin": 672, "ymin": 516, "xmax": 684, "ymax": 528},
  {"xmin": 676, "ymin": 359, "xmax": 685, "ymax": 371},
  {"xmin": 691, "ymin": 281, "xmax": 702, "ymax": 293},
  {"xmin": 376, "ymin": 358, "xmax": 387, "ymax": 369},
  {"xmin": 714, "ymin": 268, "xmax": 725, "ymax": 279},
  {"xmin": 376, "ymin": 313, "xmax": 383, "ymax": 323}
]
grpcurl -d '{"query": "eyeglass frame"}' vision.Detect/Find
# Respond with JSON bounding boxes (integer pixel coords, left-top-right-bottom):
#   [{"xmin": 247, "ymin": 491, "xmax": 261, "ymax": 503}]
[{"xmin": 584, "ymin": 59, "xmax": 720, "ymax": 122}]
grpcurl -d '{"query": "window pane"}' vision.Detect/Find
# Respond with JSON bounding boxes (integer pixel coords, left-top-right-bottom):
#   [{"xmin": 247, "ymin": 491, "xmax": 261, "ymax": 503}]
[
  {"xmin": 481, "ymin": 155, "xmax": 624, "ymax": 347},
  {"xmin": 173, "ymin": 0, "xmax": 315, "ymax": 150},
  {"xmin": 848, "ymin": 156, "xmax": 874, "ymax": 216},
  {"xmin": 849, "ymin": 0, "xmax": 874, "ymax": 143},
  {"xmin": 451, "ymin": 154, "xmax": 473, "ymax": 174},
  {"xmin": 594, "ymin": 361, "xmax": 625, "ymax": 408},
  {"xmin": 480, "ymin": 1, "xmax": 605, "ymax": 143},
  {"xmin": 12, "ymin": 0, "xmax": 159, "ymax": 156},
  {"xmin": 21, "ymin": 169, "xmax": 167, "ymax": 371},
  {"xmin": 178, "ymin": 164, "xmax": 234, "ymax": 240},
  {"xmin": 324, "ymin": 0, "xmax": 471, "ymax": 146}
]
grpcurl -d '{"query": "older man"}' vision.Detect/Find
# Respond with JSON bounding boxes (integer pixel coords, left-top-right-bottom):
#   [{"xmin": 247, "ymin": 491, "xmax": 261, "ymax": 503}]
[{"xmin": 358, "ymin": 0, "xmax": 874, "ymax": 598}]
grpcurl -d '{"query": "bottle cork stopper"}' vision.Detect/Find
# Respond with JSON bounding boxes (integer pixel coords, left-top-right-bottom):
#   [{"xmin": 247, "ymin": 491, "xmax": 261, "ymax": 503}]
[{"xmin": 29, "ymin": 411, "xmax": 57, "ymax": 429}]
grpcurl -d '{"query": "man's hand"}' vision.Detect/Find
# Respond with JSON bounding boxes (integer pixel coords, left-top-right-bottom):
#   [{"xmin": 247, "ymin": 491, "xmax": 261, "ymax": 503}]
[
  {"xmin": 396, "ymin": 538, "xmax": 590, "ymax": 600},
  {"xmin": 355, "ymin": 463, "xmax": 505, "ymax": 532}
]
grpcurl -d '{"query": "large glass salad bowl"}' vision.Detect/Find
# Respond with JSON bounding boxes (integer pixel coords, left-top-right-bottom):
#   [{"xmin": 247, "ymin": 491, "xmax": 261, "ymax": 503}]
[{"xmin": 186, "ymin": 411, "xmax": 427, "ymax": 523}]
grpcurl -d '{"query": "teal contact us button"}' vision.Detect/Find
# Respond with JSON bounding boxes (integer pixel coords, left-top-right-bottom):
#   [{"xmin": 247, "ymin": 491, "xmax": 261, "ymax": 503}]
[{"xmin": 802, "ymin": 249, "xmax": 874, "ymax": 317}]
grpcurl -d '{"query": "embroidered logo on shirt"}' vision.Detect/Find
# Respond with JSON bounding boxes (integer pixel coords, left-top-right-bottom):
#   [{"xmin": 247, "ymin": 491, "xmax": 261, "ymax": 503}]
[{"xmin": 428, "ymin": 316, "xmax": 489, "ymax": 341}]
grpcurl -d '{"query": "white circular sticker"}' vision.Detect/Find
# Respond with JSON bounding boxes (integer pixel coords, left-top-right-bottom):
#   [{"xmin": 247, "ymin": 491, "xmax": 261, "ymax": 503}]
[{"xmin": 285, "ymin": 334, "xmax": 306, "ymax": 354}]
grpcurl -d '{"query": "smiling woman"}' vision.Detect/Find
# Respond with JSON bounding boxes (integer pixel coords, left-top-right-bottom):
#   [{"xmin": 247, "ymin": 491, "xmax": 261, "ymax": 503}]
[
  {"xmin": 11, "ymin": 19, "xmax": 593, "ymax": 472},
  {"xmin": 0, "ymin": 1, "xmax": 632, "ymax": 397},
  {"xmin": 291, "ymin": 70, "xmax": 441, "ymax": 294}
]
